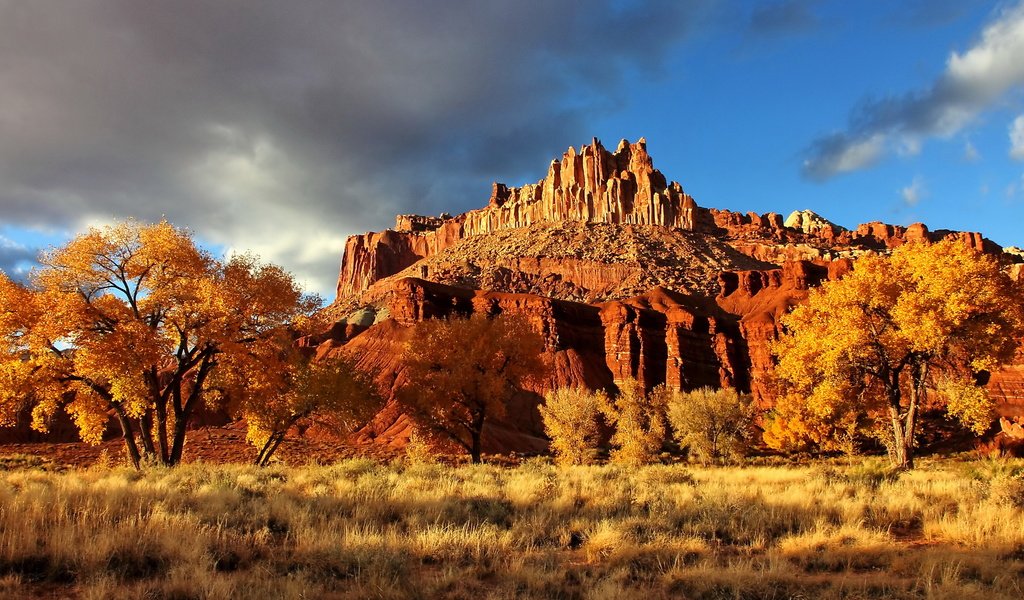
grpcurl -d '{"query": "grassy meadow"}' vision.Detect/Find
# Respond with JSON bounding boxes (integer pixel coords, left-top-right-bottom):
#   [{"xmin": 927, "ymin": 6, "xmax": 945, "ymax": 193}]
[{"xmin": 0, "ymin": 456, "xmax": 1023, "ymax": 599}]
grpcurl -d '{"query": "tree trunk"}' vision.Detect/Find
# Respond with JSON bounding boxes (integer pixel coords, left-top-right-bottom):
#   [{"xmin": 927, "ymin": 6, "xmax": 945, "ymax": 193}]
[
  {"xmin": 113, "ymin": 408, "xmax": 142, "ymax": 470},
  {"xmin": 168, "ymin": 416, "xmax": 188, "ymax": 466},
  {"xmin": 139, "ymin": 411, "xmax": 156, "ymax": 458},
  {"xmin": 889, "ymin": 415, "xmax": 910, "ymax": 470},
  {"xmin": 469, "ymin": 410, "xmax": 486, "ymax": 464},
  {"xmin": 256, "ymin": 432, "xmax": 287, "ymax": 467},
  {"xmin": 470, "ymin": 431, "xmax": 482, "ymax": 464},
  {"xmin": 888, "ymin": 399, "xmax": 911, "ymax": 470},
  {"xmin": 155, "ymin": 402, "xmax": 169, "ymax": 464},
  {"xmin": 168, "ymin": 350, "xmax": 216, "ymax": 466}
]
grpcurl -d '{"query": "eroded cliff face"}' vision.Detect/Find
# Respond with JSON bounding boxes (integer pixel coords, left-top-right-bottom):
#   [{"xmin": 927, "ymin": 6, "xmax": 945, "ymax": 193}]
[
  {"xmin": 316, "ymin": 136, "xmax": 1019, "ymax": 452},
  {"xmin": 318, "ymin": 277, "xmax": 749, "ymax": 446},
  {"xmin": 313, "ymin": 262, "xmax": 849, "ymax": 448},
  {"xmin": 336, "ymin": 137, "xmax": 1001, "ymax": 299},
  {"xmin": 337, "ymin": 138, "xmax": 702, "ymax": 298}
]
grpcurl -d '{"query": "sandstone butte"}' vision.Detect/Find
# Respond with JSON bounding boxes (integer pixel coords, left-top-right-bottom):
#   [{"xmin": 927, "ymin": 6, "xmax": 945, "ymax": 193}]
[{"xmin": 308, "ymin": 137, "xmax": 1024, "ymax": 453}]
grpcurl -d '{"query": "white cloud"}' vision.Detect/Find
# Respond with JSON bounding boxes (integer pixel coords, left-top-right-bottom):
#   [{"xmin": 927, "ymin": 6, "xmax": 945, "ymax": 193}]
[
  {"xmin": 1011, "ymin": 115, "xmax": 1024, "ymax": 160},
  {"xmin": 901, "ymin": 176, "xmax": 927, "ymax": 206},
  {"xmin": 1007, "ymin": 173, "xmax": 1024, "ymax": 198},
  {"xmin": 802, "ymin": 134, "xmax": 885, "ymax": 180},
  {"xmin": 964, "ymin": 140, "xmax": 981, "ymax": 162},
  {"xmin": 898, "ymin": 136, "xmax": 922, "ymax": 157},
  {"xmin": 804, "ymin": 2, "xmax": 1024, "ymax": 179}
]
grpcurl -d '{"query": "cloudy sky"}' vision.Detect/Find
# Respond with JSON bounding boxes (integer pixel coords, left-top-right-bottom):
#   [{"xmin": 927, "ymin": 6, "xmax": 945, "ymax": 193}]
[{"xmin": 2, "ymin": 1, "xmax": 1024, "ymax": 300}]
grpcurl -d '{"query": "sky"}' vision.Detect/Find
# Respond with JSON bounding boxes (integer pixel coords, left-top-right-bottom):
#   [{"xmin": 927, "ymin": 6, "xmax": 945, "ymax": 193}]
[{"xmin": 2, "ymin": 0, "xmax": 1024, "ymax": 301}]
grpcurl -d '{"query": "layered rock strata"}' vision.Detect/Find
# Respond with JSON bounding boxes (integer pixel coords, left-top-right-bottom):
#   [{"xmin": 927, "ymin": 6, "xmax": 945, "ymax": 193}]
[{"xmin": 337, "ymin": 138, "xmax": 1002, "ymax": 299}]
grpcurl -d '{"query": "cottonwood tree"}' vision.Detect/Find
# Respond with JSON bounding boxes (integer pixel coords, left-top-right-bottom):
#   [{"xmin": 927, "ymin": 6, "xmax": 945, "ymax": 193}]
[
  {"xmin": 539, "ymin": 386, "xmax": 611, "ymax": 465},
  {"xmin": 604, "ymin": 378, "xmax": 668, "ymax": 466},
  {"xmin": 666, "ymin": 386, "xmax": 753, "ymax": 464},
  {"xmin": 217, "ymin": 347, "xmax": 381, "ymax": 466},
  {"xmin": 0, "ymin": 221, "xmax": 319, "ymax": 468},
  {"xmin": 770, "ymin": 240, "xmax": 1024, "ymax": 469},
  {"xmin": 399, "ymin": 313, "xmax": 547, "ymax": 463}
]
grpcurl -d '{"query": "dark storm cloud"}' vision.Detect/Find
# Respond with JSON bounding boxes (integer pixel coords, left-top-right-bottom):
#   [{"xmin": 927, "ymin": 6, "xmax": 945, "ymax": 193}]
[
  {"xmin": 0, "ymin": 0, "xmax": 710, "ymax": 295},
  {"xmin": 802, "ymin": 2, "xmax": 1024, "ymax": 181}
]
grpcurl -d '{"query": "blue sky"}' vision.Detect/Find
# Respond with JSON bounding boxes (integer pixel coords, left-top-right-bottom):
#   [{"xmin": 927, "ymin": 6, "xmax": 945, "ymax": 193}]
[{"xmin": 1, "ymin": 1, "xmax": 1023, "ymax": 300}]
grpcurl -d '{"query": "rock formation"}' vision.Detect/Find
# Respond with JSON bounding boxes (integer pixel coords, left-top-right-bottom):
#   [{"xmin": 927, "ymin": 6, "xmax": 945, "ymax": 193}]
[
  {"xmin": 338, "ymin": 139, "xmax": 1002, "ymax": 300},
  {"xmin": 317, "ymin": 137, "xmax": 1019, "ymax": 451}
]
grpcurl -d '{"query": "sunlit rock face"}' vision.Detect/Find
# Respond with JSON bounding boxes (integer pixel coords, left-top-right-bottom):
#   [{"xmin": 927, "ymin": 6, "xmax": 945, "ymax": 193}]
[{"xmin": 315, "ymin": 137, "xmax": 1017, "ymax": 452}]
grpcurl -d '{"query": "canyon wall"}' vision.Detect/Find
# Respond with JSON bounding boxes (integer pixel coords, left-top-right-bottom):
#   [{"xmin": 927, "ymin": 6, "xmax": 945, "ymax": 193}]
[
  {"xmin": 336, "ymin": 137, "xmax": 1001, "ymax": 300},
  {"xmin": 337, "ymin": 137, "xmax": 703, "ymax": 298}
]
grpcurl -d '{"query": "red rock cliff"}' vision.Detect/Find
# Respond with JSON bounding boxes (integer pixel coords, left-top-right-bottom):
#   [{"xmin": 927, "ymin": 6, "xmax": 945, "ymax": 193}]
[{"xmin": 337, "ymin": 138, "xmax": 704, "ymax": 298}]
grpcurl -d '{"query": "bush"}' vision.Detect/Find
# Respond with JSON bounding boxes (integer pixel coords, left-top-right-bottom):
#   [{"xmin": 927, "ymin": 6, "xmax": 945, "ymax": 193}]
[
  {"xmin": 666, "ymin": 387, "xmax": 753, "ymax": 464},
  {"xmin": 539, "ymin": 387, "xmax": 611, "ymax": 465},
  {"xmin": 604, "ymin": 379, "xmax": 667, "ymax": 466}
]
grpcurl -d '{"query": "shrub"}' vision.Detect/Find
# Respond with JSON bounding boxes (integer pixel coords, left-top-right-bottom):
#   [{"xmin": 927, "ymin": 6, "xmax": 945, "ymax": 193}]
[
  {"xmin": 539, "ymin": 387, "xmax": 611, "ymax": 465},
  {"xmin": 667, "ymin": 387, "xmax": 753, "ymax": 464},
  {"xmin": 603, "ymin": 379, "xmax": 667, "ymax": 466}
]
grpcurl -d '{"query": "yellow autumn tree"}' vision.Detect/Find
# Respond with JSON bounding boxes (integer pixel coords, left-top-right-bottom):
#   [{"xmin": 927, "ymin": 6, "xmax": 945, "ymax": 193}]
[
  {"xmin": 770, "ymin": 240, "xmax": 1024, "ymax": 469},
  {"xmin": 604, "ymin": 378, "xmax": 668, "ymax": 466},
  {"xmin": 215, "ymin": 344, "xmax": 382, "ymax": 466},
  {"xmin": 399, "ymin": 313, "xmax": 547, "ymax": 463},
  {"xmin": 539, "ymin": 386, "xmax": 611, "ymax": 465},
  {"xmin": 666, "ymin": 386, "xmax": 753, "ymax": 464},
  {"xmin": 0, "ymin": 221, "xmax": 319, "ymax": 468}
]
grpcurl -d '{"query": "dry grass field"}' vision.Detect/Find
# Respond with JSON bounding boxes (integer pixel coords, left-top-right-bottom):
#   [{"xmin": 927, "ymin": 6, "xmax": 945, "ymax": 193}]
[{"xmin": 1, "ymin": 455, "xmax": 1022, "ymax": 599}]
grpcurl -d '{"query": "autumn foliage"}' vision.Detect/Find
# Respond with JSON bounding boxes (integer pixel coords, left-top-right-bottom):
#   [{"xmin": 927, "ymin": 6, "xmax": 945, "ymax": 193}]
[
  {"xmin": 768, "ymin": 241, "xmax": 1024, "ymax": 468},
  {"xmin": 399, "ymin": 313, "xmax": 548, "ymax": 463},
  {"xmin": 666, "ymin": 386, "xmax": 753, "ymax": 464},
  {"xmin": 219, "ymin": 348, "xmax": 382, "ymax": 467},
  {"xmin": 604, "ymin": 378, "xmax": 668, "ymax": 466},
  {"xmin": 0, "ymin": 221, "xmax": 319, "ymax": 467},
  {"xmin": 539, "ymin": 386, "xmax": 611, "ymax": 465}
]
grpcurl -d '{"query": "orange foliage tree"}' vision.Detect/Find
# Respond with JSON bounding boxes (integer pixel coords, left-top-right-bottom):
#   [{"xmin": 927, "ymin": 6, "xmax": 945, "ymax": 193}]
[
  {"xmin": 769, "ymin": 241, "xmax": 1024, "ymax": 469},
  {"xmin": 219, "ymin": 348, "xmax": 382, "ymax": 467},
  {"xmin": 0, "ymin": 221, "xmax": 319, "ymax": 467},
  {"xmin": 399, "ymin": 313, "xmax": 547, "ymax": 463}
]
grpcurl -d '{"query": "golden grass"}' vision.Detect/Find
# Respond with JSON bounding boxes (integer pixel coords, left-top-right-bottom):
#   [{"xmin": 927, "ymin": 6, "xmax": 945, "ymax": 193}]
[{"xmin": 0, "ymin": 456, "xmax": 1021, "ymax": 599}]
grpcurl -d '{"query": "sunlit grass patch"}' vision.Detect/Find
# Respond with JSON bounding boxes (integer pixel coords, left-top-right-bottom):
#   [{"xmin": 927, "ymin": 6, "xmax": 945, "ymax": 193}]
[{"xmin": 0, "ymin": 457, "xmax": 1022, "ymax": 598}]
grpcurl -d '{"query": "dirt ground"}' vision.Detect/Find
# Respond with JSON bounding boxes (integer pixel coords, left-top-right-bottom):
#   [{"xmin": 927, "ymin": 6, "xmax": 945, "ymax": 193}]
[{"xmin": 0, "ymin": 423, "xmax": 401, "ymax": 469}]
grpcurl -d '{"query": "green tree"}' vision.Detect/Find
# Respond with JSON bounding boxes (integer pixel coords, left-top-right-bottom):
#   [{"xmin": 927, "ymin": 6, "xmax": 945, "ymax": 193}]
[
  {"xmin": 770, "ymin": 241, "xmax": 1024, "ymax": 469},
  {"xmin": 667, "ymin": 386, "xmax": 753, "ymax": 464},
  {"xmin": 604, "ymin": 378, "xmax": 667, "ymax": 466},
  {"xmin": 539, "ymin": 386, "xmax": 611, "ymax": 465},
  {"xmin": 399, "ymin": 313, "xmax": 547, "ymax": 463},
  {"xmin": 0, "ymin": 221, "xmax": 318, "ymax": 467}
]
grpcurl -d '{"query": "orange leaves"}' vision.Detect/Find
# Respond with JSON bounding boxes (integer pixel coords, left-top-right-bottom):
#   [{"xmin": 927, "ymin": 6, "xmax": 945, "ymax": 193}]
[
  {"xmin": 770, "ymin": 240, "xmax": 1024, "ymax": 456},
  {"xmin": 399, "ymin": 313, "xmax": 548, "ymax": 460},
  {"xmin": 0, "ymin": 220, "xmax": 316, "ymax": 465}
]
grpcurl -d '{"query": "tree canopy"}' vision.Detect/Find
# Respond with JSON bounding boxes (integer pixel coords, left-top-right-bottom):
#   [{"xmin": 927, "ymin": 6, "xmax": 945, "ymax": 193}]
[
  {"xmin": 768, "ymin": 241, "xmax": 1024, "ymax": 468},
  {"xmin": 224, "ymin": 348, "xmax": 381, "ymax": 467},
  {"xmin": 399, "ymin": 313, "xmax": 547, "ymax": 463},
  {"xmin": 604, "ymin": 378, "xmax": 668, "ymax": 466},
  {"xmin": 0, "ymin": 220, "xmax": 319, "ymax": 467},
  {"xmin": 539, "ymin": 386, "xmax": 611, "ymax": 465},
  {"xmin": 666, "ymin": 386, "xmax": 752, "ymax": 464}
]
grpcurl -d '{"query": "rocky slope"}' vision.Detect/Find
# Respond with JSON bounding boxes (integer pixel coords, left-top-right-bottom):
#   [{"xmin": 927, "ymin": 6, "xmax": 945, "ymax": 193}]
[
  {"xmin": 316, "ymin": 137, "xmax": 1020, "ymax": 451},
  {"xmin": 337, "ymin": 137, "xmax": 1000, "ymax": 301}
]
